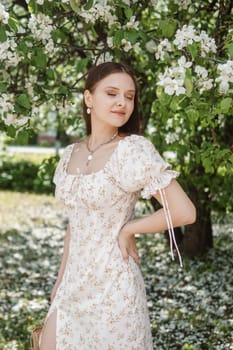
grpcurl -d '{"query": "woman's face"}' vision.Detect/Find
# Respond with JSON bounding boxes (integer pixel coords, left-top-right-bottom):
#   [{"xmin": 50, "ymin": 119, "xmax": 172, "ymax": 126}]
[{"xmin": 84, "ymin": 72, "xmax": 136, "ymax": 130}]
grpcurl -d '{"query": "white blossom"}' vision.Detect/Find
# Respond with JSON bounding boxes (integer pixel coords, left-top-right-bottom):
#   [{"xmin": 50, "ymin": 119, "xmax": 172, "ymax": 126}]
[
  {"xmin": 28, "ymin": 13, "xmax": 54, "ymax": 42},
  {"xmin": 194, "ymin": 65, "xmax": 213, "ymax": 93},
  {"xmin": 0, "ymin": 38, "xmax": 21, "ymax": 67},
  {"xmin": 0, "ymin": 3, "xmax": 9, "ymax": 24},
  {"xmin": 199, "ymin": 30, "xmax": 217, "ymax": 57},
  {"xmin": 96, "ymin": 51, "xmax": 113, "ymax": 65},
  {"xmin": 178, "ymin": 55, "xmax": 192, "ymax": 68},
  {"xmin": 17, "ymin": 25, "xmax": 26, "ymax": 34},
  {"xmin": 79, "ymin": 3, "xmax": 117, "ymax": 26},
  {"xmin": 145, "ymin": 40, "xmax": 157, "ymax": 53},
  {"xmin": 157, "ymin": 74, "xmax": 186, "ymax": 96},
  {"xmin": 195, "ymin": 65, "xmax": 208, "ymax": 79},
  {"xmin": 199, "ymin": 79, "xmax": 214, "ymax": 94},
  {"xmin": 0, "ymin": 39, "xmax": 16, "ymax": 60},
  {"xmin": 107, "ymin": 36, "xmax": 114, "ymax": 48},
  {"xmin": 216, "ymin": 60, "xmax": 233, "ymax": 94},
  {"xmin": 155, "ymin": 38, "xmax": 172, "ymax": 60},
  {"xmin": 165, "ymin": 132, "xmax": 180, "ymax": 144},
  {"xmin": 0, "ymin": 93, "xmax": 14, "ymax": 113},
  {"xmin": 121, "ymin": 38, "xmax": 132, "ymax": 52},
  {"xmin": 157, "ymin": 62, "xmax": 187, "ymax": 96},
  {"xmin": 5, "ymin": 51, "xmax": 21, "ymax": 67},
  {"xmin": 173, "ymin": 25, "xmax": 197, "ymax": 49},
  {"xmin": 174, "ymin": 0, "xmax": 192, "ymax": 10},
  {"xmin": 125, "ymin": 16, "xmax": 139, "ymax": 30},
  {"xmin": 122, "ymin": 0, "xmax": 138, "ymax": 4},
  {"xmin": 25, "ymin": 75, "xmax": 37, "ymax": 97},
  {"xmin": 133, "ymin": 42, "xmax": 141, "ymax": 52},
  {"xmin": 4, "ymin": 114, "xmax": 16, "ymax": 126},
  {"xmin": 45, "ymin": 39, "xmax": 58, "ymax": 56},
  {"xmin": 174, "ymin": 25, "xmax": 217, "ymax": 57},
  {"xmin": 5, "ymin": 115, "xmax": 29, "ymax": 127},
  {"xmin": 36, "ymin": 0, "xmax": 53, "ymax": 3}
]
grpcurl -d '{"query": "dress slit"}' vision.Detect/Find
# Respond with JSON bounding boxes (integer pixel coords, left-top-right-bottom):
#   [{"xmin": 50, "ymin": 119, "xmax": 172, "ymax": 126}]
[{"xmin": 39, "ymin": 307, "xmax": 57, "ymax": 350}]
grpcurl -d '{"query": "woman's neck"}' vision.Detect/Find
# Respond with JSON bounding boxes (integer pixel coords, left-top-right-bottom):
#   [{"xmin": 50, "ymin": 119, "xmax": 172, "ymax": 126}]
[{"xmin": 88, "ymin": 126, "xmax": 119, "ymax": 148}]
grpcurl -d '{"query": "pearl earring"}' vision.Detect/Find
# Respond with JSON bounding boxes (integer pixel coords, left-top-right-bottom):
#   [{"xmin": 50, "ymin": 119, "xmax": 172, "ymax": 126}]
[{"xmin": 87, "ymin": 107, "xmax": 91, "ymax": 114}]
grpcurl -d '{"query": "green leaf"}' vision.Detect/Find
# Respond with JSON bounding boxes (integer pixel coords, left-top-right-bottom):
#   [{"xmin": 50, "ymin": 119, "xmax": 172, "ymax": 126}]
[
  {"xmin": 15, "ymin": 130, "xmax": 29, "ymax": 145},
  {"xmin": 124, "ymin": 7, "xmax": 133, "ymax": 20},
  {"xmin": 186, "ymin": 108, "xmax": 199, "ymax": 122},
  {"xmin": 138, "ymin": 30, "xmax": 148, "ymax": 42},
  {"xmin": 57, "ymin": 86, "xmax": 68, "ymax": 95},
  {"xmin": 170, "ymin": 96, "xmax": 180, "ymax": 112},
  {"xmin": 16, "ymin": 94, "xmax": 31, "ymax": 110},
  {"xmin": 76, "ymin": 58, "xmax": 88, "ymax": 72},
  {"xmin": 0, "ymin": 83, "xmax": 8, "ymax": 93},
  {"xmin": 8, "ymin": 17, "xmax": 18, "ymax": 32},
  {"xmin": 156, "ymin": 89, "xmax": 171, "ymax": 105},
  {"xmin": 220, "ymin": 98, "xmax": 232, "ymax": 113},
  {"xmin": 18, "ymin": 39, "xmax": 30, "ymax": 54},
  {"xmin": 113, "ymin": 30, "xmax": 124, "ymax": 46},
  {"xmin": 46, "ymin": 68, "xmax": 55, "ymax": 79},
  {"xmin": 125, "ymin": 30, "xmax": 138, "ymax": 44},
  {"xmin": 52, "ymin": 29, "xmax": 67, "ymax": 42},
  {"xmin": 184, "ymin": 76, "xmax": 193, "ymax": 97},
  {"xmin": 202, "ymin": 157, "xmax": 214, "ymax": 174},
  {"xmin": 156, "ymin": 86, "xmax": 164, "ymax": 99},
  {"xmin": 187, "ymin": 43, "xmax": 198, "ymax": 59},
  {"xmin": 0, "ymin": 24, "xmax": 7, "ymax": 42},
  {"xmin": 185, "ymin": 80, "xmax": 193, "ymax": 97},
  {"xmin": 70, "ymin": 0, "xmax": 79, "ymax": 13},
  {"xmin": 160, "ymin": 19, "xmax": 177, "ymax": 38},
  {"xmin": 32, "ymin": 48, "xmax": 47, "ymax": 68},
  {"xmin": 7, "ymin": 125, "xmax": 16, "ymax": 138},
  {"xmin": 28, "ymin": 0, "xmax": 38, "ymax": 13},
  {"xmin": 226, "ymin": 43, "xmax": 233, "ymax": 58},
  {"xmin": 83, "ymin": 0, "xmax": 94, "ymax": 11}
]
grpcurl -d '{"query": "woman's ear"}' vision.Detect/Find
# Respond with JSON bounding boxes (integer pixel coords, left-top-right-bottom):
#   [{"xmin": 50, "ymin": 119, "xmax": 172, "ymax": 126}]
[{"xmin": 84, "ymin": 90, "xmax": 92, "ymax": 108}]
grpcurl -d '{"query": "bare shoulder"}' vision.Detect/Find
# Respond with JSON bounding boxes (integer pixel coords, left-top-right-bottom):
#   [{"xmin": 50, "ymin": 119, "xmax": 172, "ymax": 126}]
[{"xmin": 72, "ymin": 138, "xmax": 87, "ymax": 151}]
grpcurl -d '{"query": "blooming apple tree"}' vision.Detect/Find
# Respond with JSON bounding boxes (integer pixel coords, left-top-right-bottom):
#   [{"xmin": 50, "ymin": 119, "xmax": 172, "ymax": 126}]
[{"xmin": 0, "ymin": 0, "xmax": 232, "ymax": 254}]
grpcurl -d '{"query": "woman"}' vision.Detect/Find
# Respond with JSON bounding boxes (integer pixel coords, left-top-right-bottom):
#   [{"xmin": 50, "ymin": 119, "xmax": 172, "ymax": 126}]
[{"xmin": 39, "ymin": 62, "xmax": 196, "ymax": 349}]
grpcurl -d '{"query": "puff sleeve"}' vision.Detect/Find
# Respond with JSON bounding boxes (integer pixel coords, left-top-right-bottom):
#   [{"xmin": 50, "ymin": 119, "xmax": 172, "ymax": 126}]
[
  {"xmin": 112, "ymin": 135, "xmax": 182, "ymax": 266},
  {"xmin": 53, "ymin": 144, "xmax": 74, "ymax": 202},
  {"xmin": 113, "ymin": 135, "xmax": 179, "ymax": 197}
]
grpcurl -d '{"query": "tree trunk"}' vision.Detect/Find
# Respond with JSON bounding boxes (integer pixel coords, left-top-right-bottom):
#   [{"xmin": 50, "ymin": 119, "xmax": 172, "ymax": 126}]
[{"xmin": 179, "ymin": 185, "xmax": 213, "ymax": 257}]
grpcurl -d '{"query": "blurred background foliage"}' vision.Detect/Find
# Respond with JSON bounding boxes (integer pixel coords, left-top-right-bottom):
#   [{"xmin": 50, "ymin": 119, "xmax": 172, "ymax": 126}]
[{"xmin": 0, "ymin": 0, "xmax": 232, "ymax": 255}]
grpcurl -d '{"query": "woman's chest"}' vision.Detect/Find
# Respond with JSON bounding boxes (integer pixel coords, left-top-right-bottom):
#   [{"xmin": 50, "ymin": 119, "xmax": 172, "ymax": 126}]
[{"xmin": 58, "ymin": 170, "xmax": 133, "ymax": 210}]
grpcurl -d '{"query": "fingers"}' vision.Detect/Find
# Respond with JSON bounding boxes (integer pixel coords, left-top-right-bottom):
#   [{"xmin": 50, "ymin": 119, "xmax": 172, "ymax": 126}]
[
  {"xmin": 121, "ymin": 245, "xmax": 129, "ymax": 263},
  {"xmin": 130, "ymin": 250, "xmax": 139, "ymax": 265}
]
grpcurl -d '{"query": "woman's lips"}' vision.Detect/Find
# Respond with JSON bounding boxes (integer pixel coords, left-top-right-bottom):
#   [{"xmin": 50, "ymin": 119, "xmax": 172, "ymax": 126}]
[{"xmin": 111, "ymin": 110, "xmax": 126, "ymax": 116}]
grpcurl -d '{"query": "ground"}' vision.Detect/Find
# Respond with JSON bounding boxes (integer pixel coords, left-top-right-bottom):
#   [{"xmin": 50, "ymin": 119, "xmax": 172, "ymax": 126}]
[{"xmin": 0, "ymin": 191, "xmax": 232, "ymax": 350}]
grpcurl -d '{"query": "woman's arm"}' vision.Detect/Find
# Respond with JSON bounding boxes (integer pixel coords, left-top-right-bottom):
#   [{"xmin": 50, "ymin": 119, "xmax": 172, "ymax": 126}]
[
  {"xmin": 50, "ymin": 223, "xmax": 71, "ymax": 302},
  {"xmin": 118, "ymin": 180, "xmax": 196, "ymax": 263}
]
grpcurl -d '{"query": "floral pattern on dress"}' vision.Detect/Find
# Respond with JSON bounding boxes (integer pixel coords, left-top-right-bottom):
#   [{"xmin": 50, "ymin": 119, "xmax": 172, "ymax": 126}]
[{"xmin": 44, "ymin": 135, "xmax": 178, "ymax": 350}]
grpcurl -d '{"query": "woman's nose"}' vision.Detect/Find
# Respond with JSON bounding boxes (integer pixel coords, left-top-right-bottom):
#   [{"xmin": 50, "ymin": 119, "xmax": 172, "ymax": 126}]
[{"xmin": 116, "ymin": 95, "xmax": 126, "ymax": 106}]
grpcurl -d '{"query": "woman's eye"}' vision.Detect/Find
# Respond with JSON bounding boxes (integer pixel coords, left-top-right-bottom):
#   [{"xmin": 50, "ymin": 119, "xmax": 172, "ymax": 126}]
[
  {"xmin": 107, "ymin": 93, "xmax": 116, "ymax": 96},
  {"xmin": 126, "ymin": 96, "xmax": 134, "ymax": 100}
]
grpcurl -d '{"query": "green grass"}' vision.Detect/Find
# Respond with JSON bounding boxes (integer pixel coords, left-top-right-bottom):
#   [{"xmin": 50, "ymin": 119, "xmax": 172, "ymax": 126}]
[{"xmin": 0, "ymin": 191, "xmax": 232, "ymax": 350}]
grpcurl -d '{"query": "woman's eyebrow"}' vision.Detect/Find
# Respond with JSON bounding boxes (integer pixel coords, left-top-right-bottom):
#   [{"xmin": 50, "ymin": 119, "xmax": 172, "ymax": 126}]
[{"xmin": 105, "ymin": 86, "xmax": 136, "ymax": 92}]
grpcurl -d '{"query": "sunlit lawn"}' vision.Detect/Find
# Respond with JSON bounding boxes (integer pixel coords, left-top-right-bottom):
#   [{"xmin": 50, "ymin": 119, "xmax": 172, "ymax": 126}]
[{"xmin": 0, "ymin": 191, "xmax": 232, "ymax": 350}]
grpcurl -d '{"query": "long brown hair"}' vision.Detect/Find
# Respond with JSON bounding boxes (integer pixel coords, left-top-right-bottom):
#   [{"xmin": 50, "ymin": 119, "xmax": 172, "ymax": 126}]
[{"xmin": 82, "ymin": 62, "xmax": 140, "ymax": 135}]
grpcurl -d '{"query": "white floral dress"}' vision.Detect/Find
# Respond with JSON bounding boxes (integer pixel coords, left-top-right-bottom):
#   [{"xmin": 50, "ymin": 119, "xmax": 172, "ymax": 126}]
[{"xmin": 44, "ymin": 134, "xmax": 179, "ymax": 350}]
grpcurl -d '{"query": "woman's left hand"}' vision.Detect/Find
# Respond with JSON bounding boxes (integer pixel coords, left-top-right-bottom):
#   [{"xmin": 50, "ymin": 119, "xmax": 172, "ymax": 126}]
[{"xmin": 118, "ymin": 225, "xmax": 139, "ymax": 265}]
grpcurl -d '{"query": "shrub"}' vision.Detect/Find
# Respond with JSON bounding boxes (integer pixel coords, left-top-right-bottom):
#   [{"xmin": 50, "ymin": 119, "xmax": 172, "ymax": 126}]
[{"xmin": 0, "ymin": 156, "xmax": 58, "ymax": 194}]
